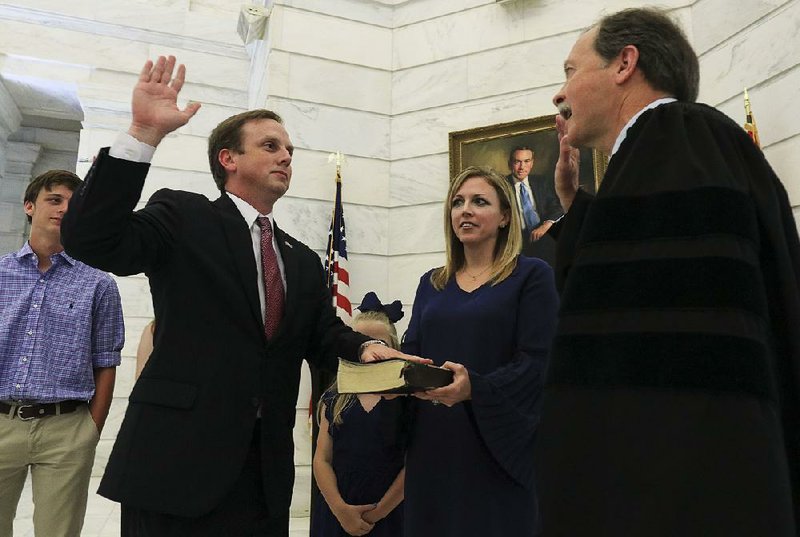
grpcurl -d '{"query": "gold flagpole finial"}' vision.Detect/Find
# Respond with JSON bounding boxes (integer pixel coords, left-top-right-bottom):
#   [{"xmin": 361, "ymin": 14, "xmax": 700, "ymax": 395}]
[
  {"xmin": 743, "ymin": 88, "xmax": 761, "ymax": 148},
  {"xmin": 327, "ymin": 151, "xmax": 346, "ymax": 179}
]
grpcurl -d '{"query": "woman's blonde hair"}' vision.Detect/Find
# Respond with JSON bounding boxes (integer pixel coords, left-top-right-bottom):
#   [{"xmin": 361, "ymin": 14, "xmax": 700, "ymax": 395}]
[
  {"xmin": 430, "ymin": 166, "xmax": 521, "ymax": 290},
  {"xmin": 324, "ymin": 309, "xmax": 401, "ymax": 426}
]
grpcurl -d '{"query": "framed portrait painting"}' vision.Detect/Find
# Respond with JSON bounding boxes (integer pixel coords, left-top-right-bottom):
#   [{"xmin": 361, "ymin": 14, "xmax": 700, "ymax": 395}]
[{"xmin": 448, "ymin": 115, "xmax": 607, "ymax": 192}]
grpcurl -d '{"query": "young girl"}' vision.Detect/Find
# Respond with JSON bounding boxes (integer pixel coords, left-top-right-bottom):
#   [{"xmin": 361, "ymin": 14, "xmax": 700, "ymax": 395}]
[{"xmin": 311, "ymin": 292, "xmax": 407, "ymax": 537}]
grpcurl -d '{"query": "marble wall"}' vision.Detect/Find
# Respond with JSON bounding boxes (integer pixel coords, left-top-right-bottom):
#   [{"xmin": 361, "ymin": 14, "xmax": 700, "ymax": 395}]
[{"xmin": 0, "ymin": 0, "xmax": 798, "ymax": 524}]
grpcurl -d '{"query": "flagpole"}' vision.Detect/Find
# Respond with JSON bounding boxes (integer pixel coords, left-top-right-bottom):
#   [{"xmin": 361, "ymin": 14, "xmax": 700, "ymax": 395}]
[
  {"xmin": 311, "ymin": 150, "xmax": 351, "ymax": 525},
  {"xmin": 744, "ymin": 88, "xmax": 761, "ymax": 148}
]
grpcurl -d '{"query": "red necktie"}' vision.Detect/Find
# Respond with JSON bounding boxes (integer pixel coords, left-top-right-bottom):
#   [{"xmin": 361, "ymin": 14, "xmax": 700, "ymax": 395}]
[{"xmin": 257, "ymin": 217, "xmax": 284, "ymax": 339}]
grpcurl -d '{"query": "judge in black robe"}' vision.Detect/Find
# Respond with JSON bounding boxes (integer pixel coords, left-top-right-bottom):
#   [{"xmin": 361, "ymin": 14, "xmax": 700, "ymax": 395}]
[
  {"xmin": 536, "ymin": 8, "xmax": 800, "ymax": 536},
  {"xmin": 539, "ymin": 99, "xmax": 800, "ymax": 536}
]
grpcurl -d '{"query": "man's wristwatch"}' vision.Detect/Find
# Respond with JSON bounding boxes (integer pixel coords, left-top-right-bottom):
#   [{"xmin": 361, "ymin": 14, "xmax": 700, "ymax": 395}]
[{"xmin": 358, "ymin": 339, "xmax": 387, "ymax": 362}]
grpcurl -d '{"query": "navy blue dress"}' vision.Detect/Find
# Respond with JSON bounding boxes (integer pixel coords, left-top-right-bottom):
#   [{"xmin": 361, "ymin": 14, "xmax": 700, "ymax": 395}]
[
  {"xmin": 401, "ymin": 256, "xmax": 558, "ymax": 536},
  {"xmin": 311, "ymin": 394, "xmax": 406, "ymax": 537}
]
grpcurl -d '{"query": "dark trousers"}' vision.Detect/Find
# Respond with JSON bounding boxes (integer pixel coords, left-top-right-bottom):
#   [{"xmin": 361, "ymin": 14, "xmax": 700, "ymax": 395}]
[{"xmin": 121, "ymin": 421, "xmax": 288, "ymax": 537}]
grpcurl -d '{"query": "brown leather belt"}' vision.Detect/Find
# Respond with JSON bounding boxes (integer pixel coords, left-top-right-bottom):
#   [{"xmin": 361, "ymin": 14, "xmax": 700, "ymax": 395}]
[{"xmin": 0, "ymin": 400, "xmax": 86, "ymax": 421}]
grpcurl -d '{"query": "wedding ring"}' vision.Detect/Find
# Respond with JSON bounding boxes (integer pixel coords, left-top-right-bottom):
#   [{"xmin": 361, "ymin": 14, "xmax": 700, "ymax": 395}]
[{"xmin": 431, "ymin": 399, "xmax": 441, "ymax": 405}]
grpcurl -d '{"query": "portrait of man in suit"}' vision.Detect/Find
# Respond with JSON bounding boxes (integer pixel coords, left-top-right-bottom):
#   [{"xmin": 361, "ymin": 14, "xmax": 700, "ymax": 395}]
[
  {"xmin": 61, "ymin": 55, "xmax": 405, "ymax": 536},
  {"xmin": 505, "ymin": 146, "xmax": 563, "ymax": 265}
]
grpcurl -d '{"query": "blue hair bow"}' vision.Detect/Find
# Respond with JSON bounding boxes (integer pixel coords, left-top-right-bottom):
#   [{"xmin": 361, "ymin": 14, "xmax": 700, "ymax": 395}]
[{"xmin": 356, "ymin": 292, "xmax": 404, "ymax": 323}]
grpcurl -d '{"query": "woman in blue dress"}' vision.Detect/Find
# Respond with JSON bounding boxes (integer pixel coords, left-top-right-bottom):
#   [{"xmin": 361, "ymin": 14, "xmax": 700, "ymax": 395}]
[
  {"xmin": 311, "ymin": 294, "xmax": 408, "ymax": 537},
  {"xmin": 401, "ymin": 166, "xmax": 559, "ymax": 535}
]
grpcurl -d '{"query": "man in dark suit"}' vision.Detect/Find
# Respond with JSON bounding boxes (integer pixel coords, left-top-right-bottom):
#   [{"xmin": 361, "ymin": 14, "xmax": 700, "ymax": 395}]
[
  {"xmin": 505, "ymin": 146, "xmax": 563, "ymax": 265},
  {"xmin": 61, "ymin": 55, "xmax": 406, "ymax": 536}
]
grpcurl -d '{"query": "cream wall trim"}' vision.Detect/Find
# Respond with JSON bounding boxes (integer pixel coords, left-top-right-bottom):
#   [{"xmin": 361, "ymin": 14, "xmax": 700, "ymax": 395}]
[{"xmin": 0, "ymin": 4, "xmax": 246, "ymax": 58}]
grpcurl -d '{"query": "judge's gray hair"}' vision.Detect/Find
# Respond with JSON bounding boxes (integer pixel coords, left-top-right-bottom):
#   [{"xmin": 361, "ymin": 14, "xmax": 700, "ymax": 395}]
[{"xmin": 593, "ymin": 7, "xmax": 699, "ymax": 103}]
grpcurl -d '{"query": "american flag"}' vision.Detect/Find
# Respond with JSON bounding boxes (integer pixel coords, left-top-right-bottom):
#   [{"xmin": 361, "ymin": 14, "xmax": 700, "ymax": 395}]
[{"xmin": 324, "ymin": 167, "xmax": 352, "ymax": 321}]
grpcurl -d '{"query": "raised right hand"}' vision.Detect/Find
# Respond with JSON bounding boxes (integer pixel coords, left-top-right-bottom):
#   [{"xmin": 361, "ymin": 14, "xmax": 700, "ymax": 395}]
[
  {"xmin": 554, "ymin": 114, "xmax": 580, "ymax": 212},
  {"xmin": 128, "ymin": 55, "xmax": 201, "ymax": 147}
]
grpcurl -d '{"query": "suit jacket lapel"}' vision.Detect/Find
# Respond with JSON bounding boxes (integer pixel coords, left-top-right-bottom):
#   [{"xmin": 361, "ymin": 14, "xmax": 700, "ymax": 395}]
[{"xmin": 213, "ymin": 194, "xmax": 264, "ymax": 334}]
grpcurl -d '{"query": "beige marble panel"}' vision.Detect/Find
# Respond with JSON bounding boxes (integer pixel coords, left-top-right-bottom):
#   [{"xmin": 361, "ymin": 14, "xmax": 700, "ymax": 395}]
[
  {"xmin": 280, "ymin": 0, "xmax": 393, "ymax": 27},
  {"xmin": 0, "ymin": 201, "xmax": 23, "ymax": 231},
  {"xmin": 76, "ymin": 128, "xmax": 122, "ymax": 167},
  {"xmin": 290, "ymin": 464, "xmax": 312, "ymax": 517},
  {"xmin": 0, "ymin": 20, "xmax": 150, "ymax": 78},
  {"xmin": 293, "ymin": 408, "xmax": 313, "ymax": 466},
  {"xmin": 274, "ymin": 197, "xmax": 390, "ymax": 257},
  {"xmin": 390, "ymin": 152, "xmax": 450, "ymax": 207},
  {"xmin": 271, "ymin": 6, "xmax": 392, "ymax": 70},
  {"xmin": 393, "ymin": 0, "xmax": 694, "ymax": 70},
  {"xmin": 114, "ymin": 275, "xmax": 153, "ymax": 318},
  {"xmin": 392, "ymin": 56, "xmax": 468, "ymax": 115},
  {"xmin": 272, "ymin": 98, "xmax": 391, "ymax": 159},
  {"xmin": 144, "ymin": 45, "xmax": 250, "ymax": 90},
  {"xmin": 289, "ymin": 149, "xmax": 391, "ymax": 207},
  {"xmin": 0, "ymin": 53, "xmax": 92, "ymax": 96},
  {"xmin": 389, "ymin": 202, "xmax": 444, "ymax": 255},
  {"xmin": 0, "ymin": 1, "xmax": 243, "ymax": 55},
  {"xmin": 714, "ymin": 67, "xmax": 800, "ymax": 148},
  {"xmin": 393, "ymin": 4, "xmax": 525, "ymax": 69},
  {"xmin": 0, "ymin": 20, "xmax": 248, "ymax": 90},
  {"xmin": 393, "ymin": 0, "xmax": 487, "ymax": 28},
  {"xmin": 387, "ymin": 251, "xmax": 445, "ymax": 305},
  {"xmin": 182, "ymin": 9, "xmax": 244, "ymax": 45},
  {"xmin": 30, "ymin": 150, "xmax": 78, "ymax": 178},
  {"xmin": 139, "ymin": 166, "xmax": 218, "ymax": 200},
  {"xmin": 273, "ymin": 196, "xmax": 335, "ymax": 250},
  {"xmin": 345, "ymin": 254, "xmax": 391, "ymax": 308},
  {"xmin": 10, "ymin": 128, "xmax": 77, "ymax": 156},
  {"xmin": 149, "ymin": 134, "xmax": 210, "ymax": 172},
  {"xmin": 162, "ymin": 102, "xmax": 249, "ymax": 140},
  {"xmin": 390, "ymin": 84, "xmax": 558, "ymax": 160},
  {"xmin": 340, "ymin": 204, "xmax": 389, "ymax": 255},
  {"xmin": 465, "ymin": 32, "xmax": 576, "ymax": 102},
  {"xmin": 0, "ymin": 77, "xmax": 22, "ymax": 134},
  {"xmin": 277, "ymin": 53, "xmax": 392, "ymax": 115},
  {"xmin": 698, "ymin": 0, "xmax": 800, "ymax": 104},
  {"xmin": 692, "ymin": 0, "xmax": 789, "ymax": 53}
]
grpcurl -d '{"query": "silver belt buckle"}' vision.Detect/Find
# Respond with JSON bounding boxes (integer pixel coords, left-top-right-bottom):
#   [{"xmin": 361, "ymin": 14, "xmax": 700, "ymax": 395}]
[{"xmin": 16, "ymin": 404, "xmax": 35, "ymax": 421}]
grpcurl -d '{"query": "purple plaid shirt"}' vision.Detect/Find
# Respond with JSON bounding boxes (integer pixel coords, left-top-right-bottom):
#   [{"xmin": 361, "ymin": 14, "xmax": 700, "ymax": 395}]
[{"xmin": 0, "ymin": 242, "xmax": 124, "ymax": 403}]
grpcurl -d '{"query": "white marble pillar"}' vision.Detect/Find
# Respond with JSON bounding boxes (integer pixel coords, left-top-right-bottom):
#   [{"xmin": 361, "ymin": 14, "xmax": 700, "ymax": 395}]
[{"xmin": 0, "ymin": 79, "xmax": 23, "ymax": 254}]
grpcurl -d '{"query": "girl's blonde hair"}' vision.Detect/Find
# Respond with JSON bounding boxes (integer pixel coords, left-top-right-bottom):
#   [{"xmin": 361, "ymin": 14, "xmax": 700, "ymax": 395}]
[{"xmin": 324, "ymin": 309, "xmax": 401, "ymax": 426}]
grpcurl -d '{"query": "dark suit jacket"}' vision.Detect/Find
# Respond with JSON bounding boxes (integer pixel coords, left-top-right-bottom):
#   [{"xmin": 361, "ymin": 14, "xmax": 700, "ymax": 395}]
[
  {"xmin": 506, "ymin": 174, "xmax": 563, "ymax": 265},
  {"xmin": 61, "ymin": 149, "xmax": 369, "ymax": 519}
]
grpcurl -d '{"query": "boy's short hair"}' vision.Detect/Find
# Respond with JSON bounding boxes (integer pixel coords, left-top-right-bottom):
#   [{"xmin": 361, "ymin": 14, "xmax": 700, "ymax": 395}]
[{"xmin": 23, "ymin": 170, "xmax": 82, "ymax": 223}]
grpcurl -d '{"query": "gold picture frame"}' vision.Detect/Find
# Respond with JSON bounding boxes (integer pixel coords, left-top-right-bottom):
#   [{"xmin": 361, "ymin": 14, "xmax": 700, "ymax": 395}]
[{"xmin": 448, "ymin": 115, "xmax": 608, "ymax": 192}]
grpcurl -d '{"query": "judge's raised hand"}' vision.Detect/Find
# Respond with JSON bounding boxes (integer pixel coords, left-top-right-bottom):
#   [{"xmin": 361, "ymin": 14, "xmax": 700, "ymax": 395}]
[
  {"xmin": 554, "ymin": 114, "xmax": 580, "ymax": 212},
  {"xmin": 128, "ymin": 55, "xmax": 201, "ymax": 147},
  {"xmin": 415, "ymin": 361, "xmax": 471, "ymax": 407}
]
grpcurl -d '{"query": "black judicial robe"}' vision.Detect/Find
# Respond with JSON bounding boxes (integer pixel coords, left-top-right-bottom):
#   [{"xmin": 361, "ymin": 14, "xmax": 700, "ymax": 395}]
[{"xmin": 536, "ymin": 102, "xmax": 800, "ymax": 536}]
